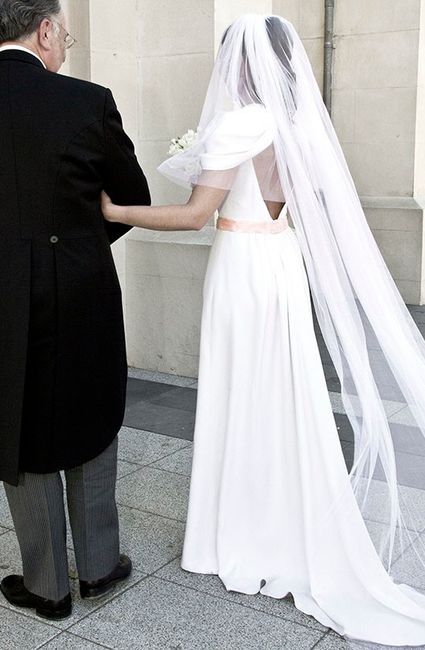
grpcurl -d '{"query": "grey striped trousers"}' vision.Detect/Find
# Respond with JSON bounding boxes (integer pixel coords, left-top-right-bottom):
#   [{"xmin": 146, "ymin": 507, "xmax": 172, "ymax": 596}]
[{"xmin": 3, "ymin": 437, "xmax": 120, "ymax": 601}]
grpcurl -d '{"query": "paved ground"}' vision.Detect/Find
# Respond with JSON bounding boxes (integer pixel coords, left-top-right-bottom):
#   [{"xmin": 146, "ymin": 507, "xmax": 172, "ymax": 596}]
[{"xmin": 1, "ymin": 306, "xmax": 425, "ymax": 649}]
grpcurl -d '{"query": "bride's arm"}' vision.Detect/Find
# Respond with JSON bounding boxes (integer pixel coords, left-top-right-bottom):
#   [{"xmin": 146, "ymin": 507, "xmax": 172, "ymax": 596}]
[{"xmin": 101, "ymin": 184, "xmax": 228, "ymax": 232}]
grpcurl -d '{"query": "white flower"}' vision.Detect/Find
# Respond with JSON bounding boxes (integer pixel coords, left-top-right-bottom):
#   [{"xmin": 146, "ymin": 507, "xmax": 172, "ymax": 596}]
[{"xmin": 168, "ymin": 128, "xmax": 198, "ymax": 155}]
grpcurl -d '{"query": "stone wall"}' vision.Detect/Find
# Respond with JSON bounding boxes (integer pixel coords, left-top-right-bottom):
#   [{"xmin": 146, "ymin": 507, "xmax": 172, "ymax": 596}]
[
  {"xmin": 332, "ymin": 1, "xmax": 425, "ymax": 303},
  {"xmin": 125, "ymin": 0, "xmax": 277, "ymax": 375},
  {"xmin": 61, "ymin": 0, "xmax": 425, "ymax": 376}
]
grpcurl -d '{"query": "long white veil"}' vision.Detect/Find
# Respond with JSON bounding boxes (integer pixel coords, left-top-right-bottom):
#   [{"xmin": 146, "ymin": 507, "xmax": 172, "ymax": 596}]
[{"xmin": 158, "ymin": 13, "xmax": 425, "ymax": 614}]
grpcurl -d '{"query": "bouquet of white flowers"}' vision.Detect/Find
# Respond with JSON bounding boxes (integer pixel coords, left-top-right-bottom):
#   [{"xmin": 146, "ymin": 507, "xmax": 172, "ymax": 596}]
[{"xmin": 168, "ymin": 129, "xmax": 198, "ymax": 156}]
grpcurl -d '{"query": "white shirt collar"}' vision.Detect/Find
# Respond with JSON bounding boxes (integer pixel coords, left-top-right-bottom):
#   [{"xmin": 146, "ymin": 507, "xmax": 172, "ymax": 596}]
[{"xmin": 0, "ymin": 45, "xmax": 46, "ymax": 69}]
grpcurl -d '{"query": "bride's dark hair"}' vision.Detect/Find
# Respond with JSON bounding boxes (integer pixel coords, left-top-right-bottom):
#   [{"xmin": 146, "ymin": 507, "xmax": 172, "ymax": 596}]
[
  {"xmin": 221, "ymin": 16, "xmax": 297, "ymax": 112},
  {"xmin": 265, "ymin": 16, "xmax": 297, "ymax": 113}
]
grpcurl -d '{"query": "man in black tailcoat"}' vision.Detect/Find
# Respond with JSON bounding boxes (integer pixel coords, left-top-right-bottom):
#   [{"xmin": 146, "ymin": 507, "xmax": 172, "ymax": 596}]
[{"xmin": 0, "ymin": 0, "xmax": 150, "ymax": 618}]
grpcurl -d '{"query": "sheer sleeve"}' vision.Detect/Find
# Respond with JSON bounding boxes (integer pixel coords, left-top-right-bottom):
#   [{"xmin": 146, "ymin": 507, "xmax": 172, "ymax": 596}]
[
  {"xmin": 157, "ymin": 103, "xmax": 280, "ymax": 195},
  {"xmin": 196, "ymin": 104, "xmax": 284, "ymax": 201},
  {"xmin": 199, "ymin": 104, "xmax": 276, "ymax": 171}
]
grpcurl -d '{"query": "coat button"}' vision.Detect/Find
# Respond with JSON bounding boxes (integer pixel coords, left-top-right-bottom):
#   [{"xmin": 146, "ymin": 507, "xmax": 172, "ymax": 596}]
[{"xmin": 49, "ymin": 235, "xmax": 59, "ymax": 244}]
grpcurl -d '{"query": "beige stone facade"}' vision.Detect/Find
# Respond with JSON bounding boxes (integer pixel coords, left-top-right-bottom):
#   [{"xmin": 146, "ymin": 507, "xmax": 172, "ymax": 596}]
[{"xmin": 61, "ymin": 0, "xmax": 425, "ymax": 375}]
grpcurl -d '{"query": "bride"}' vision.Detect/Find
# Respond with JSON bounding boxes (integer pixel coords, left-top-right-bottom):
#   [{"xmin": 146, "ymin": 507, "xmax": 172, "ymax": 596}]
[{"xmin": 102, "ymin": 14, "xmax": 425, "ymax": 646}]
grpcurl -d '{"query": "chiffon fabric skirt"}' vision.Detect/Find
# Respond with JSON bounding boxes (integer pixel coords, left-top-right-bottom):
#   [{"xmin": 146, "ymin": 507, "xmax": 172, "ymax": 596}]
[{"xmin": 181, "ymin": 225, "xmax": 425, "ymax": 646}]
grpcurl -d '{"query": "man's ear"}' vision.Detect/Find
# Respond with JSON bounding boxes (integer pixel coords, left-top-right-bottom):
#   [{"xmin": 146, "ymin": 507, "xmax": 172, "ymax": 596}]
[{"xmin": 37, "ymin": 17, "xmax": 54, "ymax": 51}]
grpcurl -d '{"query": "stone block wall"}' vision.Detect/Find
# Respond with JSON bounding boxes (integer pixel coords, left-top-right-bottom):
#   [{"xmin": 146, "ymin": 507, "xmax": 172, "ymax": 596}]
[{"xmin": 61, "ymin": 0, "xmax": 425, "ymax": 375}]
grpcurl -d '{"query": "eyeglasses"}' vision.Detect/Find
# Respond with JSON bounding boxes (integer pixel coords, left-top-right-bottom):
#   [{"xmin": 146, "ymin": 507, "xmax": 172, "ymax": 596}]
[{"xmin": 51, "ymin": 19, "xmax": 77, "ymax": 49}]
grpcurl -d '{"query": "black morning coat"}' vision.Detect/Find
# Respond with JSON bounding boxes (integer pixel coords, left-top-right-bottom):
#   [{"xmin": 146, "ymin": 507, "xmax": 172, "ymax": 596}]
[{"xmin": 0, "ymin": 49, "xmax": 151, "ymax": 485}]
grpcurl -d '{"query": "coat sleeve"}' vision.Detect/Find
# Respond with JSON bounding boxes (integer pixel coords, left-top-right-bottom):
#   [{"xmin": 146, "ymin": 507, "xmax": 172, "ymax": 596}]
[{"xmin": 102, "ymin": 88, "xmax": 151, "ymax": 244}]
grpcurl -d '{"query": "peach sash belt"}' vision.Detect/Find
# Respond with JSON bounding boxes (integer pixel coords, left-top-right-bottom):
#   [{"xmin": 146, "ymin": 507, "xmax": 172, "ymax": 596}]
[{"xmin": 216, "ymin": 214, "xmax": 289, "ymax": 234}]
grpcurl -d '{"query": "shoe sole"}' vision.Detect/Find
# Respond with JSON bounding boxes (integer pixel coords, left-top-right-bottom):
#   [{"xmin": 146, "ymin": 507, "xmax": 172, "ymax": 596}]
[
  {"xmin": 1, "ymin": 585, "xmax": 72, "ymax": 620},
  {"xmin": 36, "ymin": 606, "xmax": 73, "ymax": 620},
  {"xmin": 80, "ymin": 572, "xmax": 132, "ymax": 600}
]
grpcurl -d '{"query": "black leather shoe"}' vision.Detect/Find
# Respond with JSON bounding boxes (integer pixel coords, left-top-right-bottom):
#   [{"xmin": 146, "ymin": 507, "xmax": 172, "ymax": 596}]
[
  {"xmin": 0, "ymin": 575, "xmax": 72, "ymax": 619},
  {"xmin": 79, "ymin": 554, "xmax": 132, "ymax": 599}
]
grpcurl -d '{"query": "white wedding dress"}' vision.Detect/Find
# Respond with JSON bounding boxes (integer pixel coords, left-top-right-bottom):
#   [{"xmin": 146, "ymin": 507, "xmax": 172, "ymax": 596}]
[{"xmin": 180, "ymin": 105, "xmax": 425, "ymax": 646}]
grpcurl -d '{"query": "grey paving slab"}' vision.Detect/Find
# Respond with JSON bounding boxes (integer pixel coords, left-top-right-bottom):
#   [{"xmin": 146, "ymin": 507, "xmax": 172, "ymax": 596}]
[
  {"xmin": 69, "ymin": 575, "xmax": 323, "ymax": 650},
  {"xmin": 373, "ymin": 449, "xmax": 425, "ymax": 490},
  {"xmin": 332, "ymin": 406, "xmax": 420, "ymax": 452},
  {"xmin": 0, "ymin": 484, "xmax": 13, "ymax": 529},
  {"xmin": 61, "ymin": 494, "xmax": 79, "ymax": 552},
  {"xmin": 341, "ymin": 441, "xmax": 354, "ymax": 472},
  {"xmin": 353, "ymin": 398, "xmax": 405, "ymax": 419},
  {"xmin": 322, "ymin": 360, "xmax": 340, "ymax": 380},
  {"xmin": 128, "ymin": 367, "xmax": 197, "ymax": 388},
  {"xmin": 0, "ymin": 529, "xmax": 146, "ymax": 631},
  {"xmin": 314, "ymin": 304, "xmax": 425, "ymax": 404},
  {"xmin": 388, "ymin": 422, "xmax": 425, "ymax": 457},
  {"xmin": 359, "ymin": 480, "xmax": 425, "ymax": 532},
  {"xmin": 390, "ymin": 531, "xmax": 425, "ymax": 590},
  {"xmin": 316, "ymin": 340, "xmax": 333, "ymax": 367},
  {"xmin": 329, "ymin": 392, "xmax": 345, "ymax": 415},
  {"xmin": 0, "ymin": 529, "xmax": 21, "ymax": 575},
  {"xmin": 0, "ymin": 605, "xmax": 59, "ymax": 650},
  {"xmin": 313, "ymin": 631, "xmax": 364, "ymax": 649},
  {"xmin": 123, "ymin": 401, "xmax": 195, "ymax": 440},
  {"xmin": 333, "ymin": 413, "xmax": 354, "ymax": 444},
  {"xmin": 36, "ymin": 631, "xmax": 113, "ymax": 649},
  {"xmin": 364, "ymin": 520, "xmax": 419, "ymax": 563},
  {"xmin": 333, "ymin": 424, "xmax": 425, "ymax": 490},
  {"xmin": 116, "ymin": 466, "xmax": 190, "ymax": 522},
  {"xmin": 323, "ymin": 366, "xmax": 341, "ymax": 392},
  {"xmin": 313, "ymin": 630, "xmax": 413, "ymax": 649},
  {"xmin": 149, "ymin": 444, "xmax": 193, "ymax": 476},
  {"xmin": 154, "ymin": 557, "xmax": 327, "ymax": 633},
  {"xmin": 376, "ymin": 386, "xmax": 406, "ymax": 403},
  {"xmin": 117, "ymin": 459, "xmax": 142, "ymax": 480},
  {"xmin": 407, "ymin": 306, "xmax": 425, "ymax": 324},
  {"xmin": 125, "ymin": 377, "xmax": 174, "ymax": 407},
  {"xmin": 389, "ymin": 406, "xmax": 417, "ymax": 426},
  {"xmin": 117, "ymin": 505, "xmax": 185, "ymax": 574},
  {"xmin": 149, "ymin": 386, "xmax": 198, "ymax": 412},
  {"xmin": 66, "ymin": 549, "xmax": 78, "ymax": 580},
  {"xmin": 62, "ymin": 497, "xmax": 75, "ymax": 554},
  {"xmin": 117, "ymin": 426, "xmax": 190, "ymax": 466}
]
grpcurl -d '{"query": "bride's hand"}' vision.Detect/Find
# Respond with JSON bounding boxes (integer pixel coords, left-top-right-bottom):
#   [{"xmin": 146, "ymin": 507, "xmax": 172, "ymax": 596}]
[{"xmin": 101, "ymin": 191, "xmax": 121, "ymax": 222}]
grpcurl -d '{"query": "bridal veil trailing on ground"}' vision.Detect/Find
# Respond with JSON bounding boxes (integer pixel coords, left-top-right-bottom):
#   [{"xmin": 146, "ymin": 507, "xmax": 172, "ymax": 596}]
[{"xmin": 159, "ymin": 14, "xmax": 425, "ymax": 647}]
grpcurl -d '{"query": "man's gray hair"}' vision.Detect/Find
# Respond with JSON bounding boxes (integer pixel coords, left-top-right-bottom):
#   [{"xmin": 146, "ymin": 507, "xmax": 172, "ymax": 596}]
[{"xmin": 0, "ymin": 0, "xmax": 61, "ymax": 43}]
